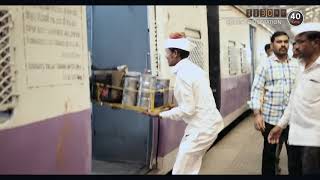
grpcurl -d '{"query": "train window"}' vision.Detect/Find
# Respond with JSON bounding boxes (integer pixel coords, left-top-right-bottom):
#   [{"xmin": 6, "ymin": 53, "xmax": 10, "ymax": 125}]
[
  {"xmin": 0, "ymin": 10, "xmax": 15, "ymax": 123},
  {"xmin": 228, "ymin": 41, "xmax": 239, "ymax": 75},
  {"xmin": 240, "ymin": 43, "xmax": 248, "ymax": 73},
  {"xmin": 185, "ymin": 28, "xmax": 206, "ymax": 71},
  {"xmin": 188, "ymin": 37, "xmax": 205, "ymax": 70}
]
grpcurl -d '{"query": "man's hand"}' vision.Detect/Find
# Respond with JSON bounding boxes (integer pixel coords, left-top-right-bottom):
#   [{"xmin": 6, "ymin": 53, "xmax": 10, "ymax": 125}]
[
  {"xmin": 143, "ymin": 109, "xmax": 160, "ymax": 117},
  {"xmin": 268, "ymin": 126, "xmax": 283, "ymax": 144},
  {"xmin": 168, "ymin": 104, "xmax": 176, "ymax": 109},
  {"xmin": 253, "ymin": 112, "xmax": 265, "ymax": 132}
]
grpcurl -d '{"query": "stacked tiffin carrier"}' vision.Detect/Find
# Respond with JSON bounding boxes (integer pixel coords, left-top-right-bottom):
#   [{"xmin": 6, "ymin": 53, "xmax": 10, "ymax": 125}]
[{"xmin": 90, "ymin": 65, "xmax": 173, "ymax": 113}]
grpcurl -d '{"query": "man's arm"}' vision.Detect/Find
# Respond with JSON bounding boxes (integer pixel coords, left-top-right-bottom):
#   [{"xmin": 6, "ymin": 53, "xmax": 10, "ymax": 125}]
[
  {"xmin": 250, "ymin": 63, "xmax": 267, "ymax": 131},
  {"xmin": 278, "ymin": 66, "xmax": 300, "ymax": 128},
  {"xmin": 277, "ymin": 92, "xmax": 294, "ymax": 128},
  {"xmin": 250, "ymin": 63, "xmax": 267, "ymax": 112},
  {"xmin": 268, "ymin": 98, "xmax": 292, "ymax": 144},
  {"xmin": 159, "ymin": 78, "xmax": 195, "ymax": 121}
]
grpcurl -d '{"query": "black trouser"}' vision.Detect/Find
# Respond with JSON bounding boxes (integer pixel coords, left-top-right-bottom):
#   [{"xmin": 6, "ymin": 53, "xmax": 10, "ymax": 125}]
[
  {"xmin": 261, "ymin": 122, "xmax": 290, "ymax": 175},
  {"xmin": 286, "ymin": 145, "xmax": 302, "ymax": 175},
  {"xmin": 275, "ymin": 137, "xmax": 284, "ymax": 174},
  {"xmin": 289, "ymin": 145, "xmax": 320, "ymax": 175},
  {"xmin": 302, "ymin": 146, "xmax": 320, "ymax": 174}
]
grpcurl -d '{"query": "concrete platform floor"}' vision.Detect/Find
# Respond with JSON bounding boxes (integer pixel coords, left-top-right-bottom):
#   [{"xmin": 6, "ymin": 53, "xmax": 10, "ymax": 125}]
[{"xmin": 200, "ymin": 114, "xmax": 289, "ymax": 175}]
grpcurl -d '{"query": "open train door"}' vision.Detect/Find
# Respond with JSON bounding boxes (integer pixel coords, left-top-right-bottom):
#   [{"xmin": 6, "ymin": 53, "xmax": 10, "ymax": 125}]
[{"xmin": 87, "ymin": 6, "xmax": 155, "ymax": 174}]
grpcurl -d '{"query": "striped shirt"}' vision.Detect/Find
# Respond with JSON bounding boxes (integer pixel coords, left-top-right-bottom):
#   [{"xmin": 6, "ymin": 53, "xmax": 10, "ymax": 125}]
[{"xmin": 249, "ymin": 54, "xmax": 299, "ymax": 125}]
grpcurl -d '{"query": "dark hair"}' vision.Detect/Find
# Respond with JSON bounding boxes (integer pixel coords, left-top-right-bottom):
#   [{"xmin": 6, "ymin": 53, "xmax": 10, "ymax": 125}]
[
  {"xmin": 300, "ymin": 31, "xmax": 320, "ymax": 42},
  {"xmin": 264, "ymin": 44, "xmax": 271, "ymax": 53},
  {"xmin": 271, "ymin": 31, "xmax": 289, "ymax": 43},
  {"xmin": 169, "ymin": 48, "xmax": 190, "ymax": 59}
]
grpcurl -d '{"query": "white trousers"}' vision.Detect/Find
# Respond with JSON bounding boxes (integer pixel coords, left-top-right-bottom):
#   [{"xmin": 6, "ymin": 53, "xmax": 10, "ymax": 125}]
[{"xmin": 172, "ymin": 130, "xmax": 219, "ymax": 175}]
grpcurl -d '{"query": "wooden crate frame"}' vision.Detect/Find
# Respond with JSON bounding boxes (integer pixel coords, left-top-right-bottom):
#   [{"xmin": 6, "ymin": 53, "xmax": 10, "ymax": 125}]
[{"xmin": 93, "ymin": 83, "xmax": 173, "ymax": 113}]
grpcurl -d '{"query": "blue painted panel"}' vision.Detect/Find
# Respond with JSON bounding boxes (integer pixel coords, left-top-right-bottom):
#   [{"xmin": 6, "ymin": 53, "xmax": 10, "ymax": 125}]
[
  {"xmin": 87, "ymin": 6, "xmax": 152, "ymax": 165},
  {"xmin": 91, "ymin": 6, "xmax": 150, "ymax": 71}
]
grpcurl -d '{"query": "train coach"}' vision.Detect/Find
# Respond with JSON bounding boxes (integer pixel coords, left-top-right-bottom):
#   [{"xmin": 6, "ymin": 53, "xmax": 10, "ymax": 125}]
[
  {"xmin": 0, "ymin": 5, "xmax": 274, "ymax": 174},
  {"xmin": 87, "ymin": 5, "xmax": 273, "ymax": 174}
]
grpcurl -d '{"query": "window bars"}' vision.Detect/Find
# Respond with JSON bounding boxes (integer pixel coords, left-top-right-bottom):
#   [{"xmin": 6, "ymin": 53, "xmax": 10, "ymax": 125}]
[
  {"xmin": 188, "ymin": 37, "xmax": 206, "ymax": 71},
  {"xmin": 0, "ymin": 10, "xmax": 15, "ymax": 112}
]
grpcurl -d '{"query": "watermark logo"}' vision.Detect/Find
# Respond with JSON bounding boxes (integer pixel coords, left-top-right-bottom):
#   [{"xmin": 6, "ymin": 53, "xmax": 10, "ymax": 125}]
[
  {"xmin": 220, "ymin": 17, "xmax": 283, "ymax": 26},
  {"xmin": 246, "ymin": 8, "xmax": 287, "ymax": 18},
  {"xmin": 287, "ymin": 10, "xmax": 304, "ymax": 26},
  {"xmin": 220, "ymin": 8, "xmax": 287, "ymax": 26}
]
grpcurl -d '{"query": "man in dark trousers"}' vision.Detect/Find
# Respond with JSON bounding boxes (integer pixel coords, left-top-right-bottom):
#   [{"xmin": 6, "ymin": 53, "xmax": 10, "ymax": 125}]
[{"xmin": 249, "ymin": 31, "xmax": 299, "ymax": 175}]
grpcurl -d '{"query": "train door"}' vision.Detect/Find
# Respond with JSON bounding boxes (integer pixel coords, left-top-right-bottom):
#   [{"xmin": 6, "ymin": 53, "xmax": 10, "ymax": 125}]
[
  {"xmin": 87, "ymin": 6, "xmax": 154, "ymax": 174},
  {"xmin": 249, "ymin": 25, "xmax": 257, "ymax": 84}
]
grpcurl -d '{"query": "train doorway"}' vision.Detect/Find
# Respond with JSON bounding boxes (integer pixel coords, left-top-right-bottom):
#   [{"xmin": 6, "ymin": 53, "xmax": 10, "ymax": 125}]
[{"xmin": 86, "ymin": 6, "xmax": 155, "ymax": 174}]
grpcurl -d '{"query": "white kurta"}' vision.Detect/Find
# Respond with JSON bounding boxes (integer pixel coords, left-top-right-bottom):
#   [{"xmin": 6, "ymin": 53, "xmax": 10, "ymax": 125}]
[
  {"xmin": 278, "ymin": 56, "xmax": 320, "ymax": 147},
  {"xmin": 160, "ymin": 58, "xmax": 224, "ymax": 174}
]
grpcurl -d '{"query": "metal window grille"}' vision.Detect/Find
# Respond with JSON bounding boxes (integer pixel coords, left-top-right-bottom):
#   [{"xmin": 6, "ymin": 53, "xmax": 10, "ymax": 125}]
[
  {"xmin": 0, "ymin": 10, "xmax": 14, "ymax": 112},
  {"xmin": 228, "ymin": 41, "xmax": 239, "ymax": 75},
  {"xmin": 187, "ymin": 37, "xmax": 206, "ymax": 71},
  {"xmin": 240, "ymin": 47, "xmax": 248, "ymax": 73}
]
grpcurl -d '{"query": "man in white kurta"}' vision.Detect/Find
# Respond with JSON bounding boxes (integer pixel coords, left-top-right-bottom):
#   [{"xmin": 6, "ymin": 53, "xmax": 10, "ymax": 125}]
[
  {"xmin": 268, "ymin": 23, "xmax": 320, "ymax": 175},
  {"xmin": 159, "ymin": 57, "xmax": 224, "ymax": 174},
  {"xmin": 146, "ymin": 32, "xmax": 224, "ymax": 174}
]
